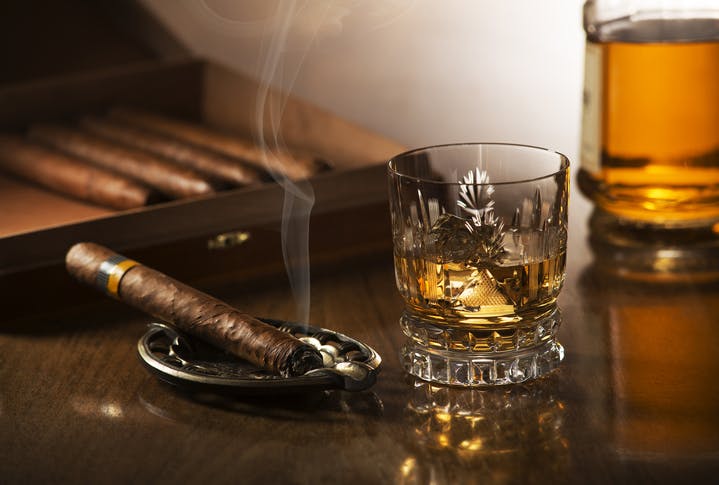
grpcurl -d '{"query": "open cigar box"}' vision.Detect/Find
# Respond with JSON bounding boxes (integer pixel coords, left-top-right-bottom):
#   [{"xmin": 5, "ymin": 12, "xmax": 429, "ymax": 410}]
[{"xmin": 0, "ymin": 1, "xmax": 402, "ymax": 317}]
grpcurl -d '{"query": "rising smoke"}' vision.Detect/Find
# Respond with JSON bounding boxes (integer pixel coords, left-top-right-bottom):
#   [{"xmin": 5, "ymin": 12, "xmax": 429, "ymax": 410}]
[{"xmin": 197, "ymin": 0, "xmax": 413, "ymax": 324}]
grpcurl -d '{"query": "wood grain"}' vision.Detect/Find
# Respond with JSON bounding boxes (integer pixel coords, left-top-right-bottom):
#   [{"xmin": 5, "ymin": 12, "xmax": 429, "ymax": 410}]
[{"xmin": 1, "ymin": 199, "xmax": 718, "ymax": 484}]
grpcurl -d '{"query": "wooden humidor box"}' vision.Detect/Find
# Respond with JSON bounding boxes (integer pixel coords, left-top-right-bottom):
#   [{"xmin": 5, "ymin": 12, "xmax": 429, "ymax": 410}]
[{"xmin": 0, "ymin": 1, "xmax": 402, "ymax": 317}]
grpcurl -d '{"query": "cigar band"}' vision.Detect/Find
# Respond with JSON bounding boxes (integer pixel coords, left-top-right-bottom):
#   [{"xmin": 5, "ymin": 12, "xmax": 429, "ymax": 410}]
[{"xmin": 96, "ymin": 255, "xmax": 139, "ymax": 298}]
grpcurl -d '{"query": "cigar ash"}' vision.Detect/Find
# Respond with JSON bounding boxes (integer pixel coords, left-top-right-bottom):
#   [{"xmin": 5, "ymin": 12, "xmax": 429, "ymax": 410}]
[{"xmin": 138, "ymin": 319, "xmax": 381, "ymax": 394}]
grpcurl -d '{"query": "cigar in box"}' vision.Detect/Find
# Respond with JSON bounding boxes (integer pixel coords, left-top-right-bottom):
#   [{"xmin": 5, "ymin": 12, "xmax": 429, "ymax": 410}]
[
  {"xmin": 80, "ymin": 116, "xmax": 264, "ymax": 188},
  {"xmin": 109, "ymin": 107, "xmax": 326, "ymax": 181},
  {"xmin": 28, "ymin": 124, "xmax": 215, "ymax": 200},
  {"xmin": 66, "ymin": 242, "xmax": 324, "ymax": 377},
  {"xmin": 0, "ymin": 135, "xmax": 153, "ymax": 210}
]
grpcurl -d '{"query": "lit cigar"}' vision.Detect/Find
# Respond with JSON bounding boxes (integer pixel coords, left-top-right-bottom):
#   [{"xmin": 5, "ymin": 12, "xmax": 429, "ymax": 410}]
[
  {"xmin": 0, "ymin": 135, "xmax": 152, "ymax": 209},
  {"xmin": 29, "ymin": 124, "xmax": 215, "ymax": 200},
  {"xmin": 109, "ymin": 107, "xmax": 323, "ymax": 180},
  {"xmin": 81, "ymin": 116, "xmax": 264, "ymax": 187},
  {"xmin": 65, "ymin": 242, "xmax": 324, "ymax": 377}
]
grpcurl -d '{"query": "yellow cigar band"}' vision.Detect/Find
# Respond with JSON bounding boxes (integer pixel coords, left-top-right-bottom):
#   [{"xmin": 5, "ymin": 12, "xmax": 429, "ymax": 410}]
[{"xmin": 96, "ymin": 256, "xmax": 139, "ymax": 299}]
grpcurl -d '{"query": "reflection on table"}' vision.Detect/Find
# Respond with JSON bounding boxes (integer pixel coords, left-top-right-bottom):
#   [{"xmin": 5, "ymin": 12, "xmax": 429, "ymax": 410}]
[
  {"xmin": 398, "ymin": 376, "xmax": 567, "ymax": 484},
  {"xmin": 581, "ymin": 257, "xmax": 719, "ymax": 461}
]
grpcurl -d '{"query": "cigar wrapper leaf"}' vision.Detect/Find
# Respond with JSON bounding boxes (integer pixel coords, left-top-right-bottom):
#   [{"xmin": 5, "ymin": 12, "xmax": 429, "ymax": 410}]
[
  {"xmin": 80, "ymin": 116, "xmax": 264, "ymax": 187},
  {"xmin": 29, "ymin": 124, "xmax": 215, "ymax": 200},
  {"xmin": 109, "ymin": 107, "xmax": 326, "ymax": 181},
  {"xmin": 66, "ymin": 242, "xmax": 323, "ymax": 377},
  {"xmin": 0, "ymin": 135, "xmax": 152, "ymax": 210}
]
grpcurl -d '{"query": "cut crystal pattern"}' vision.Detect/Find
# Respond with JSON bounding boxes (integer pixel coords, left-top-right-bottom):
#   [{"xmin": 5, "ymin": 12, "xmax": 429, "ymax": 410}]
[
  {"xmin": 456, "ymin": 168, "xmax": 506, "ymax": 264},
  {"xmin": 401, "ymin": 339, "xmax": 564, "ymax": 386},
  {"xmin": 400, "ymin": 308, "xmax": 561, "ymax": 354}
]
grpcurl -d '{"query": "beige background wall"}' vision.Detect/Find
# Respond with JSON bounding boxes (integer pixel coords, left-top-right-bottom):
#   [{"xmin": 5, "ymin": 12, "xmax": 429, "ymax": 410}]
[{"xmin": 141, "ymin": 0, "xmax": 586, "ymax": 162}]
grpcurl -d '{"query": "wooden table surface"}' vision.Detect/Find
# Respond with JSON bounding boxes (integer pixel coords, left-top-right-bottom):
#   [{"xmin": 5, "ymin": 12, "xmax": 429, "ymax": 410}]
[{"xmin": 1, "ymin": 194, "xmax": 718, "ymax": 484}]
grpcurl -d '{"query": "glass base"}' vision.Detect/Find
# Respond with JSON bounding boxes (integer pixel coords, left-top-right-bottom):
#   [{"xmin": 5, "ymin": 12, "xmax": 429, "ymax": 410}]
[
  {"xmin": 399, "ymin": 308, "xmax": 564, "ymax": 386},
  {"xmin": 401, "ymin": 339, "xmax": 564, "ymax": 387},
  {"xmin": 589, "ymin": 209, "xmax": 719, "ymax": 283}
]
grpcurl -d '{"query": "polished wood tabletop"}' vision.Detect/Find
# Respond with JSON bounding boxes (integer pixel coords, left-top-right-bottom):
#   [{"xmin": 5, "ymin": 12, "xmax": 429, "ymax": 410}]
[{"xmin": 2, "ymin": 194, "xmax": 718, "ymax": 484}]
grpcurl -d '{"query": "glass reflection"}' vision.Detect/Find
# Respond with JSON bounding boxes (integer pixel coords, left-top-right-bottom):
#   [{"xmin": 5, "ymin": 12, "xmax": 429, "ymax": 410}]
[
  {"xmin": 581, "ymin": 261, "xmax": 719, "ymax": 459},
  {"xmin": 399, "ymin": 376, "xmax": 567, "ymax": 484},
  {"xmin": 588, "ymin": 208, "xmax": 719, "ymax": 283}
]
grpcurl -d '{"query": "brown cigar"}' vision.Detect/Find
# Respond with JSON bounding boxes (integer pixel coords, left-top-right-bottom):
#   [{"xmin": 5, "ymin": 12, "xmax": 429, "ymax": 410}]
[
  {"xmin": 109, "ymin": 107, "xmax": 323, "ymax": 181},
  {"xmin": 0, "ymin": 135, "xmax": 152, "ymax": 210},
  {"xmin": 81, "ymin": 116, "xmax": 264, "ymax": 187},
  {"xmin": 65, "ymin": 242, "xmax": 324, "ymax": 377},
  {"xmin": 28, "ymin": 124, "xmax": 215, "ymax": 200}
]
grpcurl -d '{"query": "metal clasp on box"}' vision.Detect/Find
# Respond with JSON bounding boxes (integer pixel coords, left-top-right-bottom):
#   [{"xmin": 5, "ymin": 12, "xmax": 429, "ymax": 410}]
[{"xmin": 207, "ymin": 230, "xmax": 250, "ymax": 250}]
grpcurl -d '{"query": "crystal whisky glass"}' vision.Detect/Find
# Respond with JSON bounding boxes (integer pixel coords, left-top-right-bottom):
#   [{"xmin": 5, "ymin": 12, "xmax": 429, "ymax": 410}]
[{"xmin": 388, "ymin": 143, "xmax": 570, "ymax": 386}]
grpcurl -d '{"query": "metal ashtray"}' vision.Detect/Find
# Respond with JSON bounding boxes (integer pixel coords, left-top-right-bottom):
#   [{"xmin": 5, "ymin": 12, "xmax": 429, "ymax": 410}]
[{"xmin": 137, "ymin": 319, "xmax": 382, "ymax": 395}]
